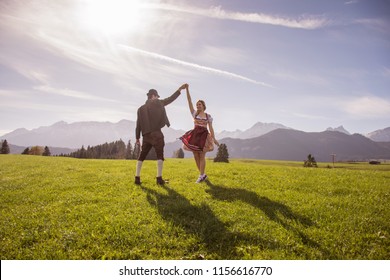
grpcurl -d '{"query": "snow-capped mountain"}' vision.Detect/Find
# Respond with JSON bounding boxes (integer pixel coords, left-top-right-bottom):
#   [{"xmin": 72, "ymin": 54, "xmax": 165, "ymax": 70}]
[
  {"xmin": 326, "ymin": 126, "xmax": 351, "ymax": 135},
  {"xmin": 216, "ymin": 122, "xmax": 291, "ymax": 139},
  {"xmin": 0, "ymin": 120, "xmax": 184, "ymax": 149},
  {"xmin": 366, "ymin": 127, "xmax": 390, "ymax": 142}
]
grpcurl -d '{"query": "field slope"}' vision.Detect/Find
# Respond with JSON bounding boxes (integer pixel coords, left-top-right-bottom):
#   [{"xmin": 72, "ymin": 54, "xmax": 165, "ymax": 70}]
[{"xmin": 0, "ymin": 155, "xmax": 389, "ymax": 259}]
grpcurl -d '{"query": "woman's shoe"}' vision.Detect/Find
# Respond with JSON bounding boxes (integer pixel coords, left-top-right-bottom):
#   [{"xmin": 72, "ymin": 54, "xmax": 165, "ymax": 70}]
[{"xmin": 196, "ymin": 174, "xmax": 208, "ymax": 183}]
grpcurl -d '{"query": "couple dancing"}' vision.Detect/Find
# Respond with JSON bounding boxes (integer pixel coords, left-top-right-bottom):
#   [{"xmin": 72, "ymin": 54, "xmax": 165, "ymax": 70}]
[{"xmin": 134, "ymin": 83, "xmax": 219, "ymax": 185}]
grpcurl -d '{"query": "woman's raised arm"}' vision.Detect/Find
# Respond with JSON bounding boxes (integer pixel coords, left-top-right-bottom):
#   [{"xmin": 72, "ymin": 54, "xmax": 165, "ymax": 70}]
[{"xmin": 185, "ymin": 84, "xmax": 195, "ymax": 114}]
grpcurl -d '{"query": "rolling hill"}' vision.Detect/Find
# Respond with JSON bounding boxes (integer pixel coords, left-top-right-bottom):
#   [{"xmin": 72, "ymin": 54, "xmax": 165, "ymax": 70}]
[{"xmin": 167, "ymin": 129, "xmax": 390, "ymax": 162}]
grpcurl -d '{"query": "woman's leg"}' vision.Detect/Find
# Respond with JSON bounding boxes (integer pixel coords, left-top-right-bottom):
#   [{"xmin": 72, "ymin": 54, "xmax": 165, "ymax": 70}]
[
  {"xmin": 193, "ymin": 152, "xmax": 201, "ymax": 172},
  {"xmin": 199, "ymin": 152, "xmax": 206, "ymax": 176}
]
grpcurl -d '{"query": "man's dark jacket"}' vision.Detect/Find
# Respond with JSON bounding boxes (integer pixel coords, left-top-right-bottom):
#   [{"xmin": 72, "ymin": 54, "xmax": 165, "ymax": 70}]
[{"xmin": 135, "ymin": 90, "xmax": 181, "ymax": 139}]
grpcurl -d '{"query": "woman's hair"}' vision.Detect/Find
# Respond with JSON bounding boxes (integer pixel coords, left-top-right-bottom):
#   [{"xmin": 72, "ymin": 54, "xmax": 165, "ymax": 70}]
[{"xmin": 196, "ymin": 100, "xmax": 206, "ymax": 111}]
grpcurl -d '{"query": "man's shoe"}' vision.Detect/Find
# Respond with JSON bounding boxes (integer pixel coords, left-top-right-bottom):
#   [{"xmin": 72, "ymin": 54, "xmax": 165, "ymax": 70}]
[
  {"xmin": 156, "ymin": 176, "xmax": 167, "ymax": 185},
  {"xmin": 135, "ymin": 176, "xmax": 141, "ymax": 185}
]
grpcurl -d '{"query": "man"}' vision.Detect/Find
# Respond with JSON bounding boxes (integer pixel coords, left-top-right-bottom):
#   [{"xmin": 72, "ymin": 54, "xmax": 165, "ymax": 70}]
[{"xmin": 134, "ymin": 84, "xmax": 187, "ymax": 185}]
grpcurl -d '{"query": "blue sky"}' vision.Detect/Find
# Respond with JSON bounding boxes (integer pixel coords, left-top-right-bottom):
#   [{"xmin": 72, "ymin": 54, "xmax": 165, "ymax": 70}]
[{"xmin": 1, "ymin": 0, "xmax": 389, "ymax": 137}]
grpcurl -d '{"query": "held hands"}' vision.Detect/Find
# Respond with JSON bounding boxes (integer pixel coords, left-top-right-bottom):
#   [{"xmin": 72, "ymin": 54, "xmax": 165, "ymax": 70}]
[{"xmin": 179, "ymin": 83, "xmax": 189, "ymax": 91}]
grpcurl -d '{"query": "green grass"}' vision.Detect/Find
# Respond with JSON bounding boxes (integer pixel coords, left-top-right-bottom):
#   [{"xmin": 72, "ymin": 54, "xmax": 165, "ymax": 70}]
[{"xmin": 1, "ymin": 155, "xmax": 389, "ymax": 260}]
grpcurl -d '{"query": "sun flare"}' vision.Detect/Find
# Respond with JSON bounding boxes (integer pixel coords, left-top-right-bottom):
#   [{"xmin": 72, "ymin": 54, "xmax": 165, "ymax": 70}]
[{"xmin": 79, "ymin": 0, "xmax": 156, "ymax": 36}]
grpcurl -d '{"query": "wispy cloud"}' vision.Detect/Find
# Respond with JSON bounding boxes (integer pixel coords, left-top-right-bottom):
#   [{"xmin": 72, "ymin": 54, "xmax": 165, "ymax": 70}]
[
  {"xmin": 0, "ymin": 89, "xmax": 67, "ymax": 111},
  {"xmin": 35, "ymin": 85, "xmax": 117, "ymax": 103},
  {"xmin": 344, "ymin": 1, "xmax": 359, "ymax": 5},
  {"xmin": 118, "ymin": 44, "xmax": 272, "ymax": 87},
  {"xmin": 354, "ymin": 18, "xmax": 390, "ymax": 34},
  {"xmin": 153, "ymin": 4, "xmax": 328, "ymax": 29},
  {"xmin": 292, "ymin": 112, "xmax": 331, "ymax": 121},
  {"xmin": 345, "ymin": 96, "xmax": 390, "ymax": 118}
]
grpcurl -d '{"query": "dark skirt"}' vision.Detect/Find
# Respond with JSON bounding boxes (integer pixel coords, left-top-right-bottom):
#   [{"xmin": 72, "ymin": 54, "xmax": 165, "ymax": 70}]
[{"xmin": 180, "ymin": 126, "xmax": 214, "ymax": 152}]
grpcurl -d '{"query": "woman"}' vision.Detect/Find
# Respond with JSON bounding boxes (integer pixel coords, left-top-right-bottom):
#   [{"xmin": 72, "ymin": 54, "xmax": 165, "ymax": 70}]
[{"xmin": 180, "ymin": 84, "xmax": 219, "ymax": 183}]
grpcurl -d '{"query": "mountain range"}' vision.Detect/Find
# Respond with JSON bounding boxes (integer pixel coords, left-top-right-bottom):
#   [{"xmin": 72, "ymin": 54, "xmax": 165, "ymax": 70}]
[
  {"xmin": 1, "ymin": 120, "xmax": 390, "ymax": 161},
  {"xmin": 1, "ymin": 120, "xmax": 184, "ymax": 149},
  {"xmin": 211, "ymin": 129, "xmax": 390, "ymax": 162}
]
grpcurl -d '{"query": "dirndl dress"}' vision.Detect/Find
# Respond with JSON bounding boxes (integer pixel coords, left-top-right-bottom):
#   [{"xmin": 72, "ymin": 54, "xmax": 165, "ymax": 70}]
[{"xmin": 180, "ymin": 112, "xmax": 214, "ymax": 152}]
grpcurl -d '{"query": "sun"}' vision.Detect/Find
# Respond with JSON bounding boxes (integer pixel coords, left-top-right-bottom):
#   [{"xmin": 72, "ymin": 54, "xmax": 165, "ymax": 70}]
[{"xmin": 79, "ymin": 0, "xmax": 156, "ymax": 36}]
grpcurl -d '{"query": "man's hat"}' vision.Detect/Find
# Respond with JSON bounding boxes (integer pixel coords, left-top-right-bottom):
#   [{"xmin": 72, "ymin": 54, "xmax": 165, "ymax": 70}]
[{"xmin": 147, "ymin": 89, "xmax": 160, "ymax": 98}]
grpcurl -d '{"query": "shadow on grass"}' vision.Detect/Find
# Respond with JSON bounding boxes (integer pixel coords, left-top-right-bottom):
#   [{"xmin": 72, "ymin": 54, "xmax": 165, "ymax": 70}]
[
  {"xmin": 205, "ymin": 180, "xmax": 334, "ymax": 258},
  {"xmin": 205, "ymin": 180, "xmax": 313, "ymax": 227},
  {"xmin": 140, "ymin": 181, "xmax": 334, "ymax": 259},
  {"xmin": 141, "ymin": 184, "xmax": 272, "ymax": 259}
]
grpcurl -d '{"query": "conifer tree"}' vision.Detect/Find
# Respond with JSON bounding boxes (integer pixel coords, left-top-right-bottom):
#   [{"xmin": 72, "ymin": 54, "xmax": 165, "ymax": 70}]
[
  {"xmin": 42, "ymin": 146, "xmax": 51, "ymax": 156},
  {"xmin": 214, "ymin": 143, "xmax": 229, "ymax": 163},
  {"xmin": 22, "ymin": 147, "xmax": 30, "ymax": 155},
  {"xmin": 80, "ymin": 145, "xmax": 87, "ymax": 158},
  {"xmin": 173, "ymin": 148, "xmax": 184, "ymax": 158},
  {"xmin": 115, "ymin": 139, "xmax": 126, "ymax": 159},
  {"xmin": 126, "ymin": 140, "xmax": 133, "ymax": 159},
  {"xmin": 1, "ymin": 139, "xmax": 10, "ymax": 154}
]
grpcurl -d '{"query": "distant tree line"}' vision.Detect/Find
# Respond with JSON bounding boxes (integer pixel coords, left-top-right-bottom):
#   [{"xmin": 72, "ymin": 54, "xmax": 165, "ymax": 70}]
[
  {"xmin": 64, "ymin": 141, "xmax": 197, "ymax": 160},
  {"xmin": 63, "ymin": 139, "xmax": 139, "ymax": 159},
  {"xmin": 1, "ymin": 140, "xmax": 51, "ymax": 156},
  {"xmin": 63, "ymin": 141, "xmax": 230, "ymax": 162},
  {"xmin": 2, "ymin": 138, "xmax": 230, "ymax": 162},
  {"xmin": 22, "ymin": 146, "xmax": 51, "ymax": 156}
]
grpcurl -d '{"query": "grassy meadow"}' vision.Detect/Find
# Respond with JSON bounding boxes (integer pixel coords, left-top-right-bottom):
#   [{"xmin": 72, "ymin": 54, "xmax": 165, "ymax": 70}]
[{"xmin": 0, "ymin": 154, "xmax": 389, "ymax": 260}]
